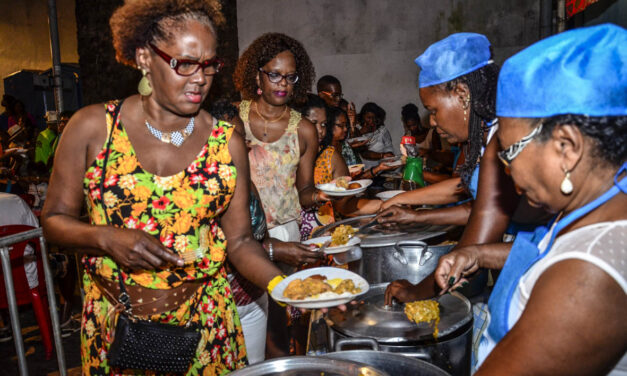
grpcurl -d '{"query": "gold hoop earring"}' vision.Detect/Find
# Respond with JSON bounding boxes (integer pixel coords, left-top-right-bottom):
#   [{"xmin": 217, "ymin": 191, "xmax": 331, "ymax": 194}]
[
  {"xmin": 560, "ymin": 168, "xmax": 573, "ymax": 195},
  {"xmin": 138, "ymin": 69, "xmax": 152, "ymax": 96}
]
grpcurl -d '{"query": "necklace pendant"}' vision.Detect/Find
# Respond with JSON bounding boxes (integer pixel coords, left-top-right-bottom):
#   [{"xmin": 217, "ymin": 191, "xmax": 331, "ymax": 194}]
[{"xmin": 161, "ymin": 133, "xmax": 172, "ymax": 144}]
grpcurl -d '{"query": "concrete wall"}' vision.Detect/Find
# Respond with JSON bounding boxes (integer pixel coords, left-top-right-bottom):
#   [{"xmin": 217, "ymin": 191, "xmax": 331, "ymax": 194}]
[
  {"xmin": 0, "ymin": 0, "xmax": 79, "ymax": 101},
  {"xmin": 237, "ymin": 0, "xmax": 541, "ymax": 152}
]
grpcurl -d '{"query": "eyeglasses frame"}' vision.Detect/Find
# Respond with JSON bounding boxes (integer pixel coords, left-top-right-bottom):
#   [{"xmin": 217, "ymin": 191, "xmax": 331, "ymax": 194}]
[
  {"xmin": 498, "ymin": 123, "xmax": 544, "ymax": 167},
  {"xmin": 149, "ymin": 43, "xmax": 224, "ymax": 76},
  {"xmin": 320, "ymin": 90, "xmax": 343, "ymax": 100},
  {"xmin": 258, "ymin": 68, "xmax": 299, "ymax": 85}
]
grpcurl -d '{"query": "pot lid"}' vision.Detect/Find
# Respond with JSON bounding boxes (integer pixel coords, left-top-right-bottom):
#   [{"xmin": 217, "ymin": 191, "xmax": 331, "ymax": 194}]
[
  {"xmin": 312, "ymin": 215, "xmax": 455, "ymax": 248},
  {"xmin": 229, "ymin": 356, "xmax": 389, "ymax": 376},
  {"xmin": 327, "ymin": 284, "xmax": 472, "ymax": 344}
]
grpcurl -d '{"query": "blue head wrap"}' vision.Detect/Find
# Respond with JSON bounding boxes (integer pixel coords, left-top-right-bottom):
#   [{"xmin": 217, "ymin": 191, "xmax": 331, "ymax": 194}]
[
  {"xmin": 415, "ymin": 33, "xmax": 492, "ymax": 88},
  {"xmin": 497, "ymin": 23, "xmax": 627, "ymax": 118}
]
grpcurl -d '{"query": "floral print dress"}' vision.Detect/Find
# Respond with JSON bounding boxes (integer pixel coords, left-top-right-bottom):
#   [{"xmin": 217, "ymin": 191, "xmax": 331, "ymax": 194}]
[{"xmin": 80, "ymin": 101, "xmax": 246, "ymax": 375}]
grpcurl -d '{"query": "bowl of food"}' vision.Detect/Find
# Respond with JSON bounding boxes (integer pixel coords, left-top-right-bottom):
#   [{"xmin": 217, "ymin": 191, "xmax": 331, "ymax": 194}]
[
  {"xmin": 375, "ymin": 190, "xmax": 405, "ymax": 201},
  {"xmin": 317, "ymin": 178, "xmax": 372, "ymax": 197},
  {"xmin": 271, "ymin": 267, "xmax": 369, "ymax": 309}
]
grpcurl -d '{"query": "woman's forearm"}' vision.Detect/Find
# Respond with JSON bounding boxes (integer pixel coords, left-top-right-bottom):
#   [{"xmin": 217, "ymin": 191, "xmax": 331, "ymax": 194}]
[
  {"xmin": 42, "ymin": 213, "xmax": 110, "ymax": 256},
  {"xmin": 476, "ymin": 242, "xmax": 513, "ymax": 270},
  {"xmin": 390, "ymin": 177, "xmax": 465, "ymax": 206},
  {"xmin": 411, "ymin": 203, "xmax": 471, "ymax": 226}
]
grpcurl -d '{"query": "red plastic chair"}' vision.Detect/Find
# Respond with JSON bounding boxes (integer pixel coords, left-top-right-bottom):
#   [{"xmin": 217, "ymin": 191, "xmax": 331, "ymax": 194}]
[{"xmin": 0, "ymin": 224, "xmax": 54, "ymax": 359}]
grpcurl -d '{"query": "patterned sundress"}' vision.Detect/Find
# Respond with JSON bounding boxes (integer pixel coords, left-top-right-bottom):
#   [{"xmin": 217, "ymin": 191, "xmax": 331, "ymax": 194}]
[
  {"xmin": 238, "ymin": 100, "xmax": 301, "ymax": 229},
  {"xmin": 299, "ymin": 147, "xmax": 336, "ymax": 240},
  {"xmin": 81, "ymin": 101, "xmax": 246, "ymax": 375}
]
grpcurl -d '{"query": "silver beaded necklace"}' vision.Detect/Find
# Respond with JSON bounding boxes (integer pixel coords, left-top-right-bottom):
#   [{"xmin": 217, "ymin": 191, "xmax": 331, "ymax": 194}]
[{"xmin": 144, "ymin": 116, "xmax": 195, "ymax": 147}]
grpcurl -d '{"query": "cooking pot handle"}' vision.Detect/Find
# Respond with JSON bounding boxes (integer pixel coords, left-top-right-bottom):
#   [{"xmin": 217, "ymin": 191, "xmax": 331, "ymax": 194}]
[
  {"xmin": 393, "ymin": 240, "xmax": 428, "ymax": 265},
  {"xmin": 334, "ymin": 337, "xmax": 380, "ymax": 352}
]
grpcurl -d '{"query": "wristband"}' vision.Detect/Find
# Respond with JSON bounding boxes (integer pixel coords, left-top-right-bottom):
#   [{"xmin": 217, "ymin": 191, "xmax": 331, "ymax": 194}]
[{"xmin": 370, "ymin": 167, "xmax": 377, "ymax": 177}]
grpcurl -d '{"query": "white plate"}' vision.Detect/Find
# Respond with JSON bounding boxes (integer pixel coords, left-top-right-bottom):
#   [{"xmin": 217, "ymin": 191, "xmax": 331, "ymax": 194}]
[
  {"xmin": 302, "ymin": 235, "xmax": 361, "ymax": 254},
  {"xmin": 348, "ymin": 164, "xmax": 365, "ymax": 174},
  {"xmin": 376, "ymin": 190, "xmax": 405, "ymax": 201},
  {"xmin": 271, "ymin": 267, "xmax": 369, "ymax": 309},
  {"xmin": 347, "ymin": 136, "xmax": 369, "ymax": 143},
  {"xmin": 382, "ymin": 160, "xmax": 403, "ymax": 167},
  {"xmin": 317, "ymin": 179, "xmax": 372, "ymax": 197}
]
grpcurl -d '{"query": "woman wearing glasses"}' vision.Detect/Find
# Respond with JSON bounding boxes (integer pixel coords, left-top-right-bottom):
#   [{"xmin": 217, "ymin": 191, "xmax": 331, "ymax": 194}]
[
  {"xmin": 436, "ymin": 24, "xmax": 626, "ymax": 375},
  {"xmin": 233, "ymin": 33, "xmax": 321, "ymax": 244},
  {"xmin": 41, "ymin": 1, "xmax": 287, "ymax": 373}
]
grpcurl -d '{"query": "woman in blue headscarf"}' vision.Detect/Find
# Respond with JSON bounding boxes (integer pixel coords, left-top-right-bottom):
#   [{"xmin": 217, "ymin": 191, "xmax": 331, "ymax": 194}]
[
  {"xmin": 376, "ymin": 33, "xmax": 502, "ymax": 226},
  {"xmin": 436, "ymin": 24, "xmax": 627, "ymax": 375}
]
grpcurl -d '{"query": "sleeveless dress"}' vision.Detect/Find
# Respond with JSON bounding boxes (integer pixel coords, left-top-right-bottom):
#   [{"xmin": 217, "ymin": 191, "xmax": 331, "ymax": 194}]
[
  {"xmin": 238, "ymin": 100, "xmax": 301, "ymax": 229},
  {"xmin": 81, "ymin": 101, "xmax": 246, "ymax": 375},
  {"xmin": 300, "ymin": 146, "xmax": 336, "ymax": 240}
]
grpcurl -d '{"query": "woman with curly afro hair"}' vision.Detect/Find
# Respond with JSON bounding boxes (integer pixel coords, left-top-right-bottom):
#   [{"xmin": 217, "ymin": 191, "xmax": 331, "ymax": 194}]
[
  {"xmin": 41, "ymin": 0, "xmax": 287, "ymax": 374},
  {"xmin": 233, "ymin": 33, "xmax": 322, "ymax": 242}
]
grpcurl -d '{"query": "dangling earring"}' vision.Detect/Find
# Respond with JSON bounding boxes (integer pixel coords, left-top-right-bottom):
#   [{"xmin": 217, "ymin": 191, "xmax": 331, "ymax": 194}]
[
  {"xmin": 462, "ymin": 96, "xmax": 470, "ymax": 123},
  {"xmin": 138, "ymin": 69, "xmax": 152, "ymax": 96},
  {"xmin": 256, "ymin": 87, "xmax": 263, "ymax": 96},
  {"xmin": 560, "ymin": 168, "xmax": 573, "ymax": 195}
]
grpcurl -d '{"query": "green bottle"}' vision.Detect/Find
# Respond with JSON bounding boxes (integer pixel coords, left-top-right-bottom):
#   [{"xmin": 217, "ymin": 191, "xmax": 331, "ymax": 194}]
[{"xmin": 402, "ymin": 156, "xmax": 425, "ymax": 190}]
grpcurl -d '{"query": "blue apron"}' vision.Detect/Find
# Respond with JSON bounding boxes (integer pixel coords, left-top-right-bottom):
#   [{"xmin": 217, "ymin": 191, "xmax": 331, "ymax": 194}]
[{"xmin": 487, "ymin": 162, "xmax": 627, "ymax": 342}]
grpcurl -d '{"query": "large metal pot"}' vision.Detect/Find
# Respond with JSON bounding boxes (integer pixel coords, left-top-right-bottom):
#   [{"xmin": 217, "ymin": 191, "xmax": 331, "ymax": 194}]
[
  {"xmin": 350, "ymin": 241, "xmax": 455, "ymax": 285},
  {"xmin": 326, "ymin": 284, "xmax": 473, "ymax": 376},
  {"xmin": 322, "ymin": 339, "xmax": 450, "ymax": 375},
  {"xmin": 229, "ymin": 356, "xmax": 388, "ymax": 376},
  {"xmin": 312, "ymin": 216, "xmax": 458, "ymax": 285}
]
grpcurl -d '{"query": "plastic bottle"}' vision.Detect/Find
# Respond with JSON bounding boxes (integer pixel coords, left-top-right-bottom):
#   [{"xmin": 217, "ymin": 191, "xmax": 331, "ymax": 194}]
[{"xmin": 400, "ymin": 136, "xmax": 425, "ymax": 190}]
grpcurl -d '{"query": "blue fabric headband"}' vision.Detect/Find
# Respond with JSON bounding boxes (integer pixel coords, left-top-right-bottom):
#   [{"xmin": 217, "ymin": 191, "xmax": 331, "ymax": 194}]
[
  {"xmin": 497, "ymin": 23, "xmax": 627, "ymax": 118},
  {"xmin": 415, "ymin": 32, "xmax": 492, "ymax": 88}
]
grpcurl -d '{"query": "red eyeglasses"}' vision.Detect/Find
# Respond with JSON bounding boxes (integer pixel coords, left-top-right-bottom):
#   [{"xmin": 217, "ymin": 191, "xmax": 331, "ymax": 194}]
[{"xmin": 149, "ymin": 43, "xmax": 224, "ymax": 76}]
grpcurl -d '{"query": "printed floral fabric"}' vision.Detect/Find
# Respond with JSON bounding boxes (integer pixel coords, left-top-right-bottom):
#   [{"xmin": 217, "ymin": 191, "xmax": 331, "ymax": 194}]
[
  {"xmin": 239, "ymin": 100, "xmax": 302, "ymax": 229},
  {"xmin": 80, "ymin": 100, "xmax": 246, "ymax": 375},
  {"xmin": 300, "ymin": 147, "xmax": 336, "ymax": 240}
]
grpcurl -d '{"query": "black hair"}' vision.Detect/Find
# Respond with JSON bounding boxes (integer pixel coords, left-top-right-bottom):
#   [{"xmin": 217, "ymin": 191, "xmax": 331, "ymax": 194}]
[
  {"xmin": 320, "ymin": 106, "xmax": 347, "ymax": 153},
  {"xmin": 300, "ymin": 93, "xmax": 327, "ymax": 118},
  {"xmin": 233, "ymin": 33, "xmax": 314, "ymax": 106},
  {"xmin": 536, "ymin": 115, "xmax": 627, "ymax": 167},
  {"xmin": 317, "ymin": 75, "xmax": 341, "ymax": 92},
  {"xmin": 209, "ymin": 98, "xmax": 238, "ymax": 121},
  {"xmin": 401, "ymin": 103, "xmax": 420, "ymax": 123},
  {"xmin": 359, "ymin": 102, "xmax": 386, "ymax": 128},
  {"xmin": 109, "ymin": 0, "xmax": 223, "ymax": 67},
  {"xmin": 440, "ymin": 63, "xmax": 499, "ymax": 187}
]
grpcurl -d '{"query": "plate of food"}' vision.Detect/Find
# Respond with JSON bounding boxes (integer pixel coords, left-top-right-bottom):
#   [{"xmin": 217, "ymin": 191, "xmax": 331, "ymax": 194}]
[
  {"xmin": 316, "ymin": 177, "xmax": 372, "ymax": 197},
  {"xmin": 376, "ymin": 190, "xmax": 405, "ymax": 201},
  {"xmin": 302, "ymin": 225, "xmax": 361, "ymax": 254},
  {"xmin": 347, "ymin": 163, "xmax": 365, "ymax": 175},
  {"xmin": 271, "ymin": 267, "xmax": 369, "ymax": 309}
]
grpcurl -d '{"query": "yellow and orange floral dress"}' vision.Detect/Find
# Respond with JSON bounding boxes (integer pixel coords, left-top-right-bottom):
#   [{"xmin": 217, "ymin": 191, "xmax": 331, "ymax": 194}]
[{"xmin": 80, "ymin": 101, "xmax": 246, "ymax": 375}]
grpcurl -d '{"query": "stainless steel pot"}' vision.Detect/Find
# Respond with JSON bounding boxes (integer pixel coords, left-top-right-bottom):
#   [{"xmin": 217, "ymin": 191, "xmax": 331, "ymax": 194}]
[
  {"xmin": 322, "ymin": 339, "xmax": 450, "ymax": 376},
  {"xmin": 349, "ymin": 241, "xmax": 455, "ymax": 285},
  {"xmin": 312, "ymin": 216, "xmax": 458, "ymax": 285},
  {"xmin": 326, "ymin": 284, "xmax": 473, "ymax": 376},
  {"xmin": 229, "ymin": 356, "xmax": 388, "ymax": 376}
]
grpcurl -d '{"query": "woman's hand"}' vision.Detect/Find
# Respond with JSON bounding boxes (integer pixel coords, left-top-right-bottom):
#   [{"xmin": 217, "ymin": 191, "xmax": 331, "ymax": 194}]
[
  {"xmin": 103, "ymin": 227, "xmax": 184, "ymax": 271},
  {"xmin": 374, "ymin": 161, "xmax": 397, "ymax": 174},
  {"xmin": 379, "ymin": 194, "xmax": 407, "ymax": 210},
  {"xmin": 272, "ymin": 240, "xmax": 325, "ymax": 267},
  {"xmin": 384, "ymin": 279, "xmax": 424, "ymax": 305},
  {"xmin": 433, "ymin": 246, "xmax": 481, "ymax": 293},
  {"xmin": 375, "ymin": 205, "xmax": 422, "ymax": 225}
]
